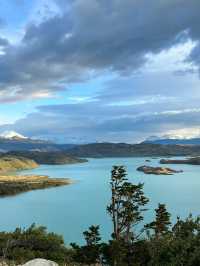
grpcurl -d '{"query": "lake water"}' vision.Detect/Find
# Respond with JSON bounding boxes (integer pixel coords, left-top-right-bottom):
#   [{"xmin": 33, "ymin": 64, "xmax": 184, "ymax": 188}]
[{"xmin": 0, "ymin": 157, "xmax": 200, "ymax": 245}]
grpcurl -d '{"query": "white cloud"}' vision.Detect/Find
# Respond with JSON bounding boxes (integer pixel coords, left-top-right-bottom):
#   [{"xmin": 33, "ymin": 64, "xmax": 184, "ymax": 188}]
[
  {"xmin": 165, "ymin": 127, "xmax": 200, "ymax": 139},
  {"xmin": 108, "ymin": 95, "xmax": 176, "ymax": 107},
  {"xmin": 144, "ymin": 40, "xmax": 197, "ymax": 74}
]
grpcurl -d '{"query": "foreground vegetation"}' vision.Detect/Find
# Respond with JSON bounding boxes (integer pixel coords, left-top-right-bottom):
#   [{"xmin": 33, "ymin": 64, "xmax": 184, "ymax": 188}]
[{"xmin": 0, "ymin": 166, "xmax": 200, "ymax": 265}]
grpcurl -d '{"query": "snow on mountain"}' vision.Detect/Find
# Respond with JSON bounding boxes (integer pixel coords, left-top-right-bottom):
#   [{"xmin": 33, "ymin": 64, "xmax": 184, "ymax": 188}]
[
  {"xmin": 0, "ymin": 131, "xmax": 28, "ymax": 140},
  {"xmin": 143, "ymin": 133, "xmax": 200, "ymax": 145},
  {"xmin": 146, "ymin": 134, "xmax": 193, "ymax": 142}
]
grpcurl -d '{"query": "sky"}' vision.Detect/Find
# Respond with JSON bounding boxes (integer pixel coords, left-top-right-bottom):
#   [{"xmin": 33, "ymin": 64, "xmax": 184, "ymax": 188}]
[{"xmin": 0, "ymin": 0, "xmax": 200, "ymax": 143}]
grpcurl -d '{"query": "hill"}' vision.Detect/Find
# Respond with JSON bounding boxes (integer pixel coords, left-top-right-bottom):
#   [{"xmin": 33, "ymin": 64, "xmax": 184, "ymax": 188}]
[
  {"xmin": 0, "ymin": 155, "xmax": 38, "ymax": 172},
  {"xmin": 66, "ymin": 142, "xmax": 200, "ymax": 157},
  {"xmin": 2, "ymin": 136, "xmax": 200, "ymax": 158},
  {"xmin": 5, "ymin": 151, "xmax": 87, "ymax": 165},
  {"xmin": 0, "ymin": 137, "xmax": 75, "ymax": 152}
]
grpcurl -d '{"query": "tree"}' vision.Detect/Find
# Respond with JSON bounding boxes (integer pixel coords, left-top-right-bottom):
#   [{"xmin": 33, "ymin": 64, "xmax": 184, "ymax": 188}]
[
  {"xmin": 0, "ymin": 224, "xmax": 70, "ymax": 264},
  {"xmin": 83, "ymin": 225, "xmax": 101, "ymax": 246},
  {"xmin": 146, "ymin": 215, "xmax": 200, "ymax": 266},
  {"xmin": 145, "ymin": 203, "xmax": 171, "ymax": 238},
  {"xmin": 107, "ymin": 165, "xmax": 149, "ymax": 242},
  {"xmin": 71, "ymin": 225, "xmax": 102, "ymax": 265},
  {"xmin": 144, "ymin": 204, "xmax": 171, "ymax": 265}
]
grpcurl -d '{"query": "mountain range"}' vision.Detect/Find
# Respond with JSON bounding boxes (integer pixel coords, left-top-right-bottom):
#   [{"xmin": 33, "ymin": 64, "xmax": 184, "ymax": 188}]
[
  {"xmin": 0, "ymin": 131, "xmax": 28, "ymax": 140},
  {"xmin": 1, "ymin": 131, "xmax": 200, "ymax": 157},
  {"xmin": 65, "ymin": 142, "xmax": 200, "ymax": 157},
  {"xmin": 0, "ymin": 131, "xmax": 74, "ymax": 152},
  {"xmin": 142, "ymin": 134, "xmax": 200, "ymax": 145}
]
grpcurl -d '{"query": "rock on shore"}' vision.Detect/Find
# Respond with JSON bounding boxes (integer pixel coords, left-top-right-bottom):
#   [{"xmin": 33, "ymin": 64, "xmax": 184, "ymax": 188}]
[
  {"xmin": 0, "ymin": 259, "xmax": 58, "ymax": 266},
  {"xmin": 22, "ymin": 258, "xmax": 58, "ymax": 266}
]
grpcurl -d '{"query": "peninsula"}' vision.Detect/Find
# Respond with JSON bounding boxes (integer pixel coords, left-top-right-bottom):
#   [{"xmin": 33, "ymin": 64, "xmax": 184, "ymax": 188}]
[
  {"xmin": 0, "ymin": 154, "xmax": 79, "ymax": 197},
  {"xmin": 0, "ymin": 175, "xmax": 71, "ymax": 196}
]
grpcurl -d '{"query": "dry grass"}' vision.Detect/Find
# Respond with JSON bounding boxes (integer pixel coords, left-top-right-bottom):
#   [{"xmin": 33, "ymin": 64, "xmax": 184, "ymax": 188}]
[
  {"xmin": 0, "ymin": 175, "xmax": 49, "ymax": 182},
  {"xmin": 0, "ymin": 156, "xmax": 38, "ymax": 173}
]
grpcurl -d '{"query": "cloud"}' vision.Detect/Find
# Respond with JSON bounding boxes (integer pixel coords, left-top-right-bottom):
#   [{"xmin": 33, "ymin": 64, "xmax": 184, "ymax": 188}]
[
  {"xmin": 0, "ymin": 0, "xmax": 200, "ymax": 102},
  {"xmin": 1, "ymin": 0, "xmax": 200, "ymax": 142},
  {"xmin": 2, "ymin": 92, "xmax": 200, "ymax": 143}
]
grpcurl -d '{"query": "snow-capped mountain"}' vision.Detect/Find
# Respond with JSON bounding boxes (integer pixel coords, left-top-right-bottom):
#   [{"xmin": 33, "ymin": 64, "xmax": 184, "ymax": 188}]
[
  {"xmin": 0, "ymin": 131, "xmax": 28, "ymax": 140},
  {"xmin": 143, "ymin": 134, "xmax": 200, "ymax": 145},
  {"xmin": 0, "ymin": 131, "xmax": 75, "ymax": 152}
]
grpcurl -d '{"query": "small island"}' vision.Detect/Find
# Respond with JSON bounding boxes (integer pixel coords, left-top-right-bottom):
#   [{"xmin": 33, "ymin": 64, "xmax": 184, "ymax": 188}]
[
  {"xmin": 137, "ymin": 165, "xmax": 183, "ymax": 175},
  {"xmin": 160, "ymin": 157, "xmax": 200, "ymax": 165}
]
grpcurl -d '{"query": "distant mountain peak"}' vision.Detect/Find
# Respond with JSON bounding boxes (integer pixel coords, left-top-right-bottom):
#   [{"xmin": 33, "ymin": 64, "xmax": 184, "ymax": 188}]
[
  {"xmin": 146, "ymin": 134, "xmax": 190, "ymax": 141},
  {"xmin": 143, "ymin": 134, "xmax": 200, "ymax": 145},
  {"xmin": 0, "ymin": 131, "xmax": 28, "ymax": 140}
]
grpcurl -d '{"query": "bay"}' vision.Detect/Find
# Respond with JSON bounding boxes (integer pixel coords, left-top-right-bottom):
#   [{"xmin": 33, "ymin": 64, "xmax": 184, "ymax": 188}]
[{"xmin": 0, "ymin": 157, "xmax": 199, "ymax": 245}]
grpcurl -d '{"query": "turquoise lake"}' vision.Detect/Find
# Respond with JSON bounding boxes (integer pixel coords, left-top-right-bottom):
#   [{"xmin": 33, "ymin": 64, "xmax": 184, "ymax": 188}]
[{"xmin": 0, "ymin": 157, "xmax": 200, "ymax": 245}]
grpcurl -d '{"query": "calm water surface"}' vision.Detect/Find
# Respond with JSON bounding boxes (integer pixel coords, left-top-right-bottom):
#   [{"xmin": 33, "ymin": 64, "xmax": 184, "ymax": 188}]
[{"xmin": 0, "ymin": 157, "xmax": 200, "ymax": 244}]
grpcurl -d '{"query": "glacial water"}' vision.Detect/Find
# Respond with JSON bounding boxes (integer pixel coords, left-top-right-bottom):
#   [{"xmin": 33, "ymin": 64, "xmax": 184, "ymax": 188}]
[{"xmin": 0, "ymin": 157, "xmax": 200, "ymax": 245}]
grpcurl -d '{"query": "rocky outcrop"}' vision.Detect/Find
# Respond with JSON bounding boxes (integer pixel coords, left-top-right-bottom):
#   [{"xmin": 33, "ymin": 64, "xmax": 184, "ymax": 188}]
[
  {"xmin": 137, "ymin": 165, "xmax": 183, "ymax": 175},
  {"xmin": 160, "ymin": 157, "xmax": 200, "ymax": 165}
]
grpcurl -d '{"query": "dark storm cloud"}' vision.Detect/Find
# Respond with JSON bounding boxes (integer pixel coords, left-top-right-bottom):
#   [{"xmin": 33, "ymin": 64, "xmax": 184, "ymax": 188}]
[{"xmin": 0, "ymin": 0, "xmax": 200, "ymax": 101}]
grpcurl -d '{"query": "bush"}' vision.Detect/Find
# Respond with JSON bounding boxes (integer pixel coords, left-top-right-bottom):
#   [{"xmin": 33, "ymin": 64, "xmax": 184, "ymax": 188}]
[{"xmin": 0, "ymin": 224, "xmax": 73, "ymax": 264}]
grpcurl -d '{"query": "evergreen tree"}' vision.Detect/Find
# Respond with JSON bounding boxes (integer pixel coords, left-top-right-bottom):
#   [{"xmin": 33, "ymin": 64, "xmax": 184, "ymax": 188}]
[
  {"xmin": 71, "ymin": 225, "xmax": 102, "ymax": 265},
  {"xmin": 146, "ymin": 203, "xmax": 171, "ymax": 238},
  {"xmin": 83, "ymin": 225, "xmax": 101, "ymax": 246},
  {"xmin": 107, "ymin": 165, "xmax": 149, "ymax": 242}
]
